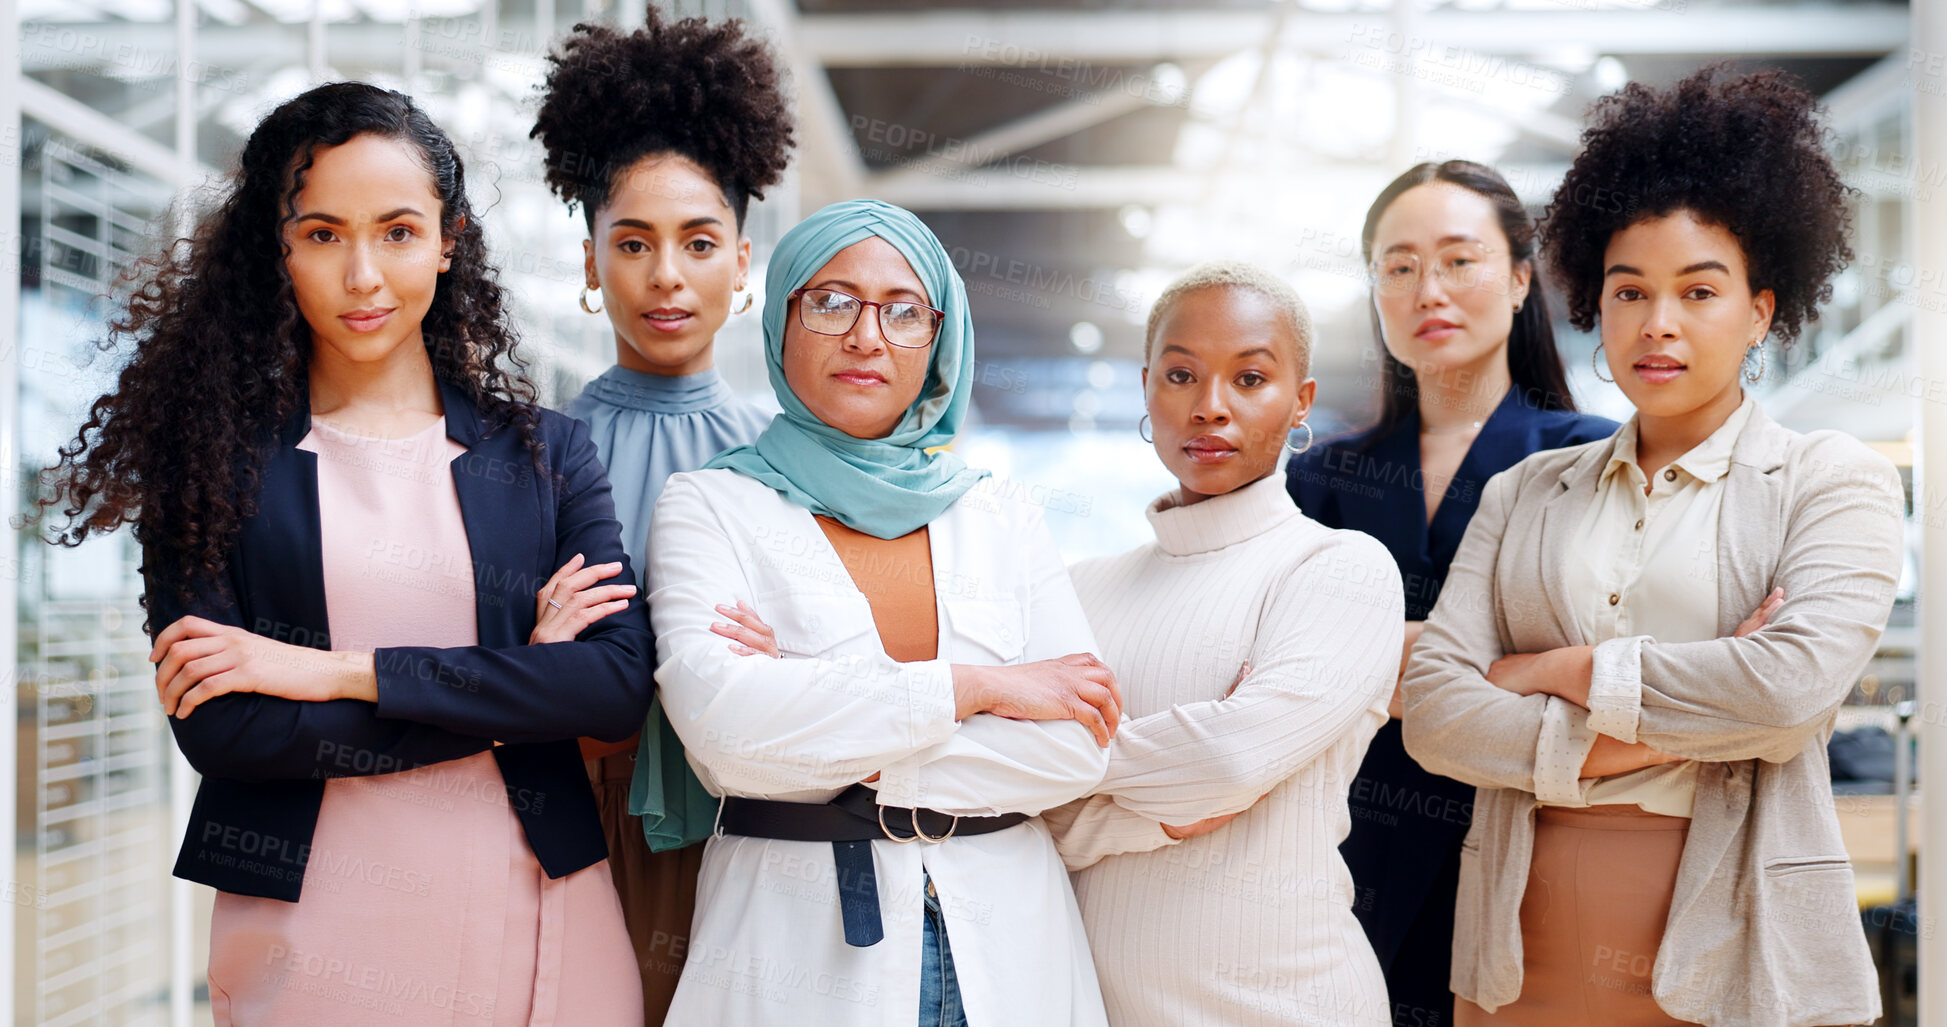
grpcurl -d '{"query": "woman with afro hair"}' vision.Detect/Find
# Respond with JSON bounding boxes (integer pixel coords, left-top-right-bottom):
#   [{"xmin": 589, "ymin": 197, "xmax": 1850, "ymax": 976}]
[
  {"xmin": 40, "ymin": 82, "xmax": 652, "ymax": 1023},
  {"xmin": 527, "ymin": 9, "xmax": 794, "ymax": 1021},
  {"xmin": 1402, "ymin": 66, "xmax": 1903, "ymax": 1027}
]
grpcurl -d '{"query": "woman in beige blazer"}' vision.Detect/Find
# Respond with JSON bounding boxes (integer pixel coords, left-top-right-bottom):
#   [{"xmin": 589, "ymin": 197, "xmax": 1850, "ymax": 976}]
[{"xmin": 1401, "ymin": 68, "xmax": 1904, "ymax": 1027}]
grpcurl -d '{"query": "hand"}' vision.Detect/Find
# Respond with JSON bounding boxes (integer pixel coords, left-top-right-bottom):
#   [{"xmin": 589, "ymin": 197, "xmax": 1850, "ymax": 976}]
[
  {"xmin": 1225, "ymin": 660, "xmax": 1251, "ymax": 698},
  {"xmin": 1486, "ymin": 646, "xmax": 1595, "ymax": 703},
  {"xmin": 710, "ymin": 601, "xmax": 780, "ymax": 657},
  {"xmin": 531, "ymin": 552, "xmax": 635, "ymax": 645},
  {"xmin": 1162, "ymin": 789, "xmax": 1273, "ymax": 840},
  {"xmin": 1734, "ymin": 587, "xmax": 1785, "ymax": 638},
  {"xmin": 1485, "ymin": 652, "xmax": 1549, "ymax": 696},
  {"xmin": 956, "ymin": 654, "xmax": 1124, "ymax": 747},
  {"xmin": 151, "ymin": 615, "xmax": 374, "ymax": 718},
  {"xmin": 1163, "ymin": 811, "xmax": 1243, "ymax": 840},
  {"xmin": 1583, "ymin": 734, "xmax": 1686, "ymax": 777}
]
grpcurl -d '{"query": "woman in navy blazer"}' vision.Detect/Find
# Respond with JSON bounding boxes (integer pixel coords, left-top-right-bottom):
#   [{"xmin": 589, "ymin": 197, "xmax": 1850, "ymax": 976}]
[
  {"xmin": 39, "ymin": 83, "xmax": 653, "ymax": 1023},
  {"xmin": 1287, "ymin": 161, "xmax": 1615, "ymax": 1027},
  {"xmin": 151, "ymin": 375, "xmax": 653, "ymax": 900}
]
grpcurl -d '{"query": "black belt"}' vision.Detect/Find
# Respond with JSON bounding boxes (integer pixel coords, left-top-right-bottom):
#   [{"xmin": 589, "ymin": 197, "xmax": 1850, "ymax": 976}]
[{"xmin": 715, "ymin": 783, "xmax": 1029, "ymax": 947}]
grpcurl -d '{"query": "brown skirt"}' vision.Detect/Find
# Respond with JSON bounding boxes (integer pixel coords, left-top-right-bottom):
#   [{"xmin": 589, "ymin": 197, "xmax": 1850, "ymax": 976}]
[
  {"xmin": 590, "ymin": 752, "xmax": 705, "ymax": 1027},
  {"xmin": 1457, "ymin": 804, "xmax": 1700, "ymax": 1027}
]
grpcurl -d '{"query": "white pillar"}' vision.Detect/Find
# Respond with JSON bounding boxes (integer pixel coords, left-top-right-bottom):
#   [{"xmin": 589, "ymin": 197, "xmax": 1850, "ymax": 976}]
[
  {"xmin": 1389, "ymin": 0, "xmax": 1421, "ymax": 171},
  {"xmin": 1916, "ymin": 0, "xmax": 1947, "ymax": 1022},
  {"xmin": 0, "ymin": 0, "xmax": 21, "ymax": 1013},
  {"xmin": 169, "ymin": 2, "xmax": 199, "ymax": 1025},
  {"xmin": 309, "ymin": 0, "xmax": 327, "ymax": 82}
]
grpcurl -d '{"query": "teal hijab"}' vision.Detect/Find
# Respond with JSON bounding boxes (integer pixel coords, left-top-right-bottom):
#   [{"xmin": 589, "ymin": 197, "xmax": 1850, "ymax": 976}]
[{"xmin": 704, "ymin": 199, "xmax": 988, "ymax": 539}]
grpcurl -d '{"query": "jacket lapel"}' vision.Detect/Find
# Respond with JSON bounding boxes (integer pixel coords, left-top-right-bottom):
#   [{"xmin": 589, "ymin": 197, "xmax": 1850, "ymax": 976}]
[
  {"xmin": 1667, "ymin": 401, "xmax": 1787, "ymax": 937},
  {"xmin": 1714, "ymin": 404, "xmax": 1789, "ymax": 634},
  {"xmin": 246, "ymin": 388, "xmax": 332, "ymax": 648},
  {"xmin": 1526, "ymin": 442, "xmax": 1611, "ymax": 650},
  {"xmin": 436, "ymin": 380, "xmax": 517, "ymax": 648}
]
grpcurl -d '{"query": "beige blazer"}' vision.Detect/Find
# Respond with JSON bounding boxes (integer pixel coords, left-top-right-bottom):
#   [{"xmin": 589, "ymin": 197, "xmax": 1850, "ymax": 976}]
[{"xmin": 1402, "ymin": 401, "xmax": 1903, "ymax": 1027}]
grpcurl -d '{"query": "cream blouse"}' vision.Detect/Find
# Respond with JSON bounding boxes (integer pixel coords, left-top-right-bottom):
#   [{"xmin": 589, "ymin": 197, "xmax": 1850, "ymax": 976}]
[{"xmin": 1542, "ymin": 394, "xmax": 1756, "ymax": 818}]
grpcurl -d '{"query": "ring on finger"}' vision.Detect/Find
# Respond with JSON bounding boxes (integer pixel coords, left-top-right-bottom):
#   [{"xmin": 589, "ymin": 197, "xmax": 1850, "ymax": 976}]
[{"xmin": 546, "ymin": 599, "xmax": 564, "ymax": 611}]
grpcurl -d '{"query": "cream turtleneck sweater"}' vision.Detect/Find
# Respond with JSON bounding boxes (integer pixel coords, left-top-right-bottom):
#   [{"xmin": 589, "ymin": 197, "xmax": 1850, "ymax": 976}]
[{"xmin": 1043, "ymin": 470, "xmax": 1404, "ymax": 1027}]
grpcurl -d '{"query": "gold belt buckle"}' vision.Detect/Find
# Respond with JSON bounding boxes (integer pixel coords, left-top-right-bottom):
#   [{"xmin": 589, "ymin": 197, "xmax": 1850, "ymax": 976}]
[
  {"xmin": 911, "ymin": 808, "xmax": 959, "ymax": 843},
  {"xmin": 878, "ymin": 805, "xmax": 920, "ymax": 844}
]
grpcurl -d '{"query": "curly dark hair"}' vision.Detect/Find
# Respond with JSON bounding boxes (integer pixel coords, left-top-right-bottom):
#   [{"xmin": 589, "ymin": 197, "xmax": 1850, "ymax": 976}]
[
  {"xmin": 531, "ymin": 8, "xmax": 796, "ymax": 230},
  {"xmin": 36, "ymin": 81, "xmax": 542, "ymax": 620},
  {"xmin": 1541, "ymin": 65, "xmax": 1854, "ymax": 345}
]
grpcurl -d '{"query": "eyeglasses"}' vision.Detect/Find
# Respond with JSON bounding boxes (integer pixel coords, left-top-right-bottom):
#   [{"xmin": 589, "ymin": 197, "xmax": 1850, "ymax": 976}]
[
  {"xmin": 1368, "ymin": 242, "xmax": 1504, "ymax": 297},
  {"xmin": 789, "ymin": 288, "xmax": 944, "ymax": 348}
]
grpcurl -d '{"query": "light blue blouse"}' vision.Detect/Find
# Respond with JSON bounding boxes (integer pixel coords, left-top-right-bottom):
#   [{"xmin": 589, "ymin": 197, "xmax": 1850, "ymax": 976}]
[{"xmin": 563, "ymin": 365, "xmax": 772, "ymax": 850}]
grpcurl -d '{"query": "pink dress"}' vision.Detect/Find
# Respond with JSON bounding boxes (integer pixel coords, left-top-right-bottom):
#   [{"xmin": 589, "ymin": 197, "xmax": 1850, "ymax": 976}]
[{"xmin": 205, "ymin": 416, "xmax": 642, "ymax": 1027}]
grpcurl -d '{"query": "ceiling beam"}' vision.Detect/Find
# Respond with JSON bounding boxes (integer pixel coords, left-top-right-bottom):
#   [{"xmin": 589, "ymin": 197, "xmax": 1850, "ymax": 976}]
[
  {"xmin": 799, "ymin": 6, "xmax": 1910, "ymax": 66},
  {"xmin": 18, "ymin": 77, "xmax": 211, "ymax": 186},
  {"xmin": 867, "ymin": 83, "xmax": 1157, "ymax": 197},
  {"xmin": 869, "ymin": 162, "xmax": 1573, "ymax": 211},
  {"xmin": 19, "ymin": 3, "xmax": 1909, "ymax": 78},
  {"xmin": 742, "ymin": 0, "xmax": 864, "ymax": 206}
]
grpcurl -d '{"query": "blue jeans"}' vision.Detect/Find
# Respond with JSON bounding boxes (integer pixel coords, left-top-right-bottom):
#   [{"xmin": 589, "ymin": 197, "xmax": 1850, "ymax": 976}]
[{"xmin": 918, "ymin": 877, "xmax": 968, "ymax": 1027}]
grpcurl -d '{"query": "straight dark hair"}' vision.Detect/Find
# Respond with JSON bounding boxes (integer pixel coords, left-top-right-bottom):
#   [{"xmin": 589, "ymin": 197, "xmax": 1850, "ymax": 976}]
[{"xmin": 1360, "ymin": 160, "xmax": 1578, "ymax": 446}]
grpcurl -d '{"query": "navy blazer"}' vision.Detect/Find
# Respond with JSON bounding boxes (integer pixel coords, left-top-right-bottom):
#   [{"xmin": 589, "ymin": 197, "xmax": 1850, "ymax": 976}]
[
  {"xmin": 1289, "ymin": 386, "xmax": 1616, "ymax": 1019},
  {"xmin": 148, "ymin": 378, "xmax": 655, "ymax": 901}
]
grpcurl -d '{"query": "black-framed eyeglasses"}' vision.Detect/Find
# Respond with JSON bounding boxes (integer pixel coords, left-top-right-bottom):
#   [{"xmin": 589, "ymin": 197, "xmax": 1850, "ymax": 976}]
[{"xmin": 789, "ymin": 288, "xmax": 944, "ymax": 348}]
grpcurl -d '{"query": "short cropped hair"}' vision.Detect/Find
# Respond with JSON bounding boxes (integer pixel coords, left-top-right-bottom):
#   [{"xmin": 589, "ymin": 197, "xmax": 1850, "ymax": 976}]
[{"xmin": 1144, "ymin": 261, "xmax": 1314, "ymax": 376}]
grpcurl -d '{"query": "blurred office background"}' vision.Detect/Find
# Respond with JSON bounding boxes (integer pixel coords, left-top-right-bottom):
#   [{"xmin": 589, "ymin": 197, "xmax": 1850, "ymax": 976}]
[{"xmin": 2, "ymin": 0, "xmax": 1940, "ymax": 1022}]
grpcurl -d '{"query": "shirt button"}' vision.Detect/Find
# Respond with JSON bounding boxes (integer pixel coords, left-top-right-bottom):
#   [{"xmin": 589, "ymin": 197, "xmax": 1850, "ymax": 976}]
[
  {"xmin": 1608, "ymin": 593, "xmax": 1621, "ymax": 606},
  {"xmin": 1634, "ymin": 519, "xmax": 1644, "ymax": 531},
  {"xmin": 1664, "ymin": 469, "xmax": 1678, "ymax": 482}
]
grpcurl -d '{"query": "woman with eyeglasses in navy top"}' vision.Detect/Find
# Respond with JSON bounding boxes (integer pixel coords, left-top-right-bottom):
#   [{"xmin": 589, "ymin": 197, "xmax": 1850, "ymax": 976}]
[{"xmin": 1286, "ymin": 161, "xmax": 1615, "ymax": 1027}]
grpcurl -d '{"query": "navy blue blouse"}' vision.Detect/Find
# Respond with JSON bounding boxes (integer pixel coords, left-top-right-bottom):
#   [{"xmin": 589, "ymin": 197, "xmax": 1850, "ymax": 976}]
[{"xmin": 1288, "ymin": 385, "xmax": 1615, "ymax": 1020}]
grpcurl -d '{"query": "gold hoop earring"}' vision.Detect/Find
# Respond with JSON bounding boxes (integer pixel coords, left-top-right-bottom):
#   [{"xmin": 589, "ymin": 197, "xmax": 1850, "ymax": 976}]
[
  {"xmin": 1138, "ymin": 415, "xmax": 1154, "ymax": 444},
  {"xmin": 1592, "ymin": 342, "xmax": 1614, "ymax": 384},
  {"xmin": 1284, "ymin": 421, "xmax": 1314, "ymax": 457},
  {"xmin": 578, "ymin": 286, "xmax": 604, "ymax": 315},
  {"xmin": 733, "ymin": 291, "xmax": 754, "ymax": 315},
  {"xmin": 1744, "ymin": 342, "xmax": 1766, "ymax": 383}
]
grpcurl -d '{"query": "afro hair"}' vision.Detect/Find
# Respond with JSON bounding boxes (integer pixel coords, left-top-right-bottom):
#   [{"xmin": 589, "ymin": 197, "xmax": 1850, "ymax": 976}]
[
  {"xmin": 1541, "ymin": 65, "xmax": 1854, "ymax": 346},
  {"xmin": 531, "ymin": 8, "xmax": 796, "ymax": 229}
]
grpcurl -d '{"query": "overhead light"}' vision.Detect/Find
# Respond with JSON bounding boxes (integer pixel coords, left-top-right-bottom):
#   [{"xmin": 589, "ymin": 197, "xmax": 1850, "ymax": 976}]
[
  {"xmin": 1148, "ymin": 63, "xmax": 1188, "ymax": 106},
  {"xmin": 1118, "ymin": 205, "xmax": 1153, "ymax": 239},
  {"xmin": 1070, "ymin": 321, "xmax": 1105, "ymax": 355},
  {"xmin": 1594, "ymin": 56, "xmax": 1628, "ymax": 93}
]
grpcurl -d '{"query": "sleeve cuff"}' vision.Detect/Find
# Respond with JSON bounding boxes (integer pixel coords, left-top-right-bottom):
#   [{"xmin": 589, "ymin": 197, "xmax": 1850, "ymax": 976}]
[
  {"xmin": 1533, "ymin": 696, "xmax": 1598, "ymax": 805},
  {"xmin": 1587, "ymin": 635, "xmax": 1649, "ymax": 743},
  {"xmin": 870, "ymin": 661, "xmax": 959, "ymax": 809}
]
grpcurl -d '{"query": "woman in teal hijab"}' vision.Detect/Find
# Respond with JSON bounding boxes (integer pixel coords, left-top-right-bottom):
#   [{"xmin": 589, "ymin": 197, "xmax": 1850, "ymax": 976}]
[{"xmin": 645, "ymin": 199, "xmax": 1121, "ymax": 1026}]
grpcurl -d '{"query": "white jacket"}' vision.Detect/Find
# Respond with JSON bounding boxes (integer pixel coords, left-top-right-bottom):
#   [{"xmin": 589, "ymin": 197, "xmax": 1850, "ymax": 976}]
[{"xmin": 648, "ymin": 468, "xmax": 1111, "ymax": 1027}]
